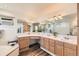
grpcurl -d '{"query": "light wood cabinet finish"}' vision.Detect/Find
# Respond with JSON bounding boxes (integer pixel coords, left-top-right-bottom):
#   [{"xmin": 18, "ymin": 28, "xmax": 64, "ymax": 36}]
[
  {"xmin": 77, "ymin": 3, "xmax": 79, "ymax": 56},
  {"xmin": 17, "ymin": 36, "xmax": 77, "ymax": 56},
  {"xmin": 23, "ymin": 22, "xmax": 30, "ymax": 32},
  {"xmin": 54, "ymin": 40, "xmax": 63, "ymax": 56},
  {"xmin": 64, "ymin": 43, "xmax": 77, "ymax": 56},
  {"xmin": 44, "ymin": 38, "xmax": 50, "ymax": 50},
  {"xmin": 41, "ymin": 37, "xmax": 77, "ymax": 56},
  {"xmin": 41, "ymin": 37, "xmax": 50, "ymax": 50},
  {"xmin": 18, "ymin": 37, "xmax": 30, "ymax": 50},
  {"xmin": 77, "ymin": 45, "xmax": 79, "ymax": 55},
  {"xmin": 49, "ymin": 39, "xmax": 55, "ymax": 54}
]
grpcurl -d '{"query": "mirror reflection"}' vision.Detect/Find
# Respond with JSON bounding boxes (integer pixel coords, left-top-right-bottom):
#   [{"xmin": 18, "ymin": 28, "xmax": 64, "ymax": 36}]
[{"xmin": 30, "ymin": 13, "xmax": 77, "ymax": 36}]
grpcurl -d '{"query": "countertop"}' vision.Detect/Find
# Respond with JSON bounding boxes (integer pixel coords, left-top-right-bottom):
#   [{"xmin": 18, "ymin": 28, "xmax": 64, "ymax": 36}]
[
  {"xmin": 17, "ymin": 32, "xmax": 77, "ymax": 45},
  {"xmin": 0, "ymin": 44, "xmax": 19, "ymax": 56}
]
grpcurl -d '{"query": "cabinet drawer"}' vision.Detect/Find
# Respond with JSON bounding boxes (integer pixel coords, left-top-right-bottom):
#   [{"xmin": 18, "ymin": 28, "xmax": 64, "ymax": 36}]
[
  {"xmin": 64, "ymin": 43, "xmax": 77, "ymax": 50},
  {"xmin": 55, "ymin": 40, "xmax": 63, "ymax": 46}
]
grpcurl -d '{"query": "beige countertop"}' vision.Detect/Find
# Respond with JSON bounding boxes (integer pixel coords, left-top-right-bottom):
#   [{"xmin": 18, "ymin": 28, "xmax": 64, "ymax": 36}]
[
  {"xmin": 17, "ymin": 32, "xmax": 77, "ymax": 45},
  {"xmin": 0, "ymin": 44, "xmax": 19, "ymax": 56}
]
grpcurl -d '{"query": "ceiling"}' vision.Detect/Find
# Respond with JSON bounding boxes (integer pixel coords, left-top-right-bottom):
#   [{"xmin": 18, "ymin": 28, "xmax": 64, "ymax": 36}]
[{"xmin": 0, "ymin": 3, "xmax": 77, "ymax": 23}]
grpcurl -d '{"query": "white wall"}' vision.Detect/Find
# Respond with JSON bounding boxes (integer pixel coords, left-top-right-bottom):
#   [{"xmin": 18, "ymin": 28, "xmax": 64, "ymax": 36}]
[
  {"xmin": 0, "ymin": 25, "xmax": 17, "ymax": 45},
  {"xmin": 0, "ymin": 10, "xmax": 17, "ymax": 45}
]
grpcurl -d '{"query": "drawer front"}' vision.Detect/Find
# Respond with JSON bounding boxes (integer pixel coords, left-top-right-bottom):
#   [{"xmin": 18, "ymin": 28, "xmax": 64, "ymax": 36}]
[
  {"xmin": 8, "ymin": 48, "xmax": 19, "ymax": 56},
  {"xmin": 55, "ymin": 40, "xmax": 63, "ymax": 46},
  {"xmin": 64, "ymin": 48, "xmax": 76, "ymax": 56}
]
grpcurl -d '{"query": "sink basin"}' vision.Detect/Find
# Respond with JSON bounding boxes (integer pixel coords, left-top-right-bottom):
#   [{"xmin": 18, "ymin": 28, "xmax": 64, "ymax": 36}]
[
  {"xmin": 56, "ymin": 35, "xmax": 77, "ymax": 44},
  {"xmin": 57, "ymin": 35, "xmax": 76, "ymax": 40}
]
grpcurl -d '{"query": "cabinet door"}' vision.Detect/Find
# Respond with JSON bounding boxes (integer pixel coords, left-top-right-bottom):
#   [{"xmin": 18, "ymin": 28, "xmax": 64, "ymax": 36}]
[
  {"xmin": 41, "ymin": 37, "xmax": 49, "ymax": 50},
  {"xmin": 64, "ymin": 48, "xmax": 76, "ymax": 56},
  {"xmin": 55, "ymin": 41, "xmax": 63, "ymax": 56},
  {"xmin": 44, "ymin": 38, "xmax": 50, "ymax": 50},
  {"xmin": 64, "ymin": 43, "xmax": 77, "ymax": 56},
  {"xmin": 18, "ymin": 37, "xmax": 29, "ymax": 50},
  {"xmin": 49, "ymin": 39, "xmax": 54, "ymax": 54},
  {"xmin": 55, "ymin": 45, "xmax": 63, "ymax": 56},
  {"xmin": 50, "ymin": 46, "xmax": 54, "ymax": 54},
  {"xmin": 77, "ymin": 45, "xmax": 79, "ymax": 56}
]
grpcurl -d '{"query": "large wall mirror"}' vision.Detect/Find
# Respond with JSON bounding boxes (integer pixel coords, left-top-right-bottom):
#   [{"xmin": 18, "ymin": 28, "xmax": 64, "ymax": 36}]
[{"xmin": 30, "ymin": 13, "xmax": 77, "ymax": 36}]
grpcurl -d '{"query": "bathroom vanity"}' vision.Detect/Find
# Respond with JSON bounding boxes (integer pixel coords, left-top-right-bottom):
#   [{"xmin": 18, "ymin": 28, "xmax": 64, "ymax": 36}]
[{"xmin": 17, "ymin": 32, "xmax": 77, "ymax": 56}]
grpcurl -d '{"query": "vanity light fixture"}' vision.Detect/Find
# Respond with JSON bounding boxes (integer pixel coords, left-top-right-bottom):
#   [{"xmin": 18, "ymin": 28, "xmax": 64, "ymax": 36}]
[
  {"xmin": 47, "ymin": 14, "xmax": 63, "ymax": 23},
  {"xmin": 52, "ymin": 14, "xmax": 63, "ymax": 21},
  {"xmin": 58, "ymin": 15, "xmax": 63, "ymax": 19},
  {"xmin": 53, "ymin": 16, "xmax": 58, "ymax": 20}
]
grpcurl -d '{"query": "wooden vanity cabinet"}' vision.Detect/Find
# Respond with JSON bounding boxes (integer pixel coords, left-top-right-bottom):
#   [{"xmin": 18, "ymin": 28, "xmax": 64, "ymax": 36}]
[
  {"xmin": 54, "ymin": 40, "xmax": 63, "ymax": 56},
  {"xmin": 77, "ymin": 45, "xmax": 79, "ymax": 56},
  {"xmin": 18, "ymin": 37, "xmax": 30, "ymax": 50},
  {"xmin": 49, "ymin": 39, "xmax": 55, "ymax": 54},
  {"xmin": 44, "ymin": 38, "xmax": 50, "ymax": 50},
  {"xmin": 64, "ymin": 43, "xmax": 77, "ymax": 56},
  {"xmin": 41, "ymin": 37, "xmax": 50, "ymax": 50}
]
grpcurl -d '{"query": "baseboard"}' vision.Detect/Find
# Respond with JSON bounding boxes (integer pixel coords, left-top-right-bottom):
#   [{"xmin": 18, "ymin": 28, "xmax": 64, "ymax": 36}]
[{"xmin": 40, "ymin": 47, "xmax": 56, "ymax": 56}]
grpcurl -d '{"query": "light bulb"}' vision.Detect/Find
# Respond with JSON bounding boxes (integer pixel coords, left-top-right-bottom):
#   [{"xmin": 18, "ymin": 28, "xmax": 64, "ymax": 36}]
[
  {"xmin": 54, "ymin": 16, "xmax": 58, "ymax": 20},
  {"xmin": 58, "ymin": 15, "xmax": 63, "ymax": 19}
]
